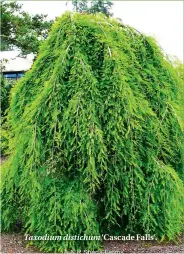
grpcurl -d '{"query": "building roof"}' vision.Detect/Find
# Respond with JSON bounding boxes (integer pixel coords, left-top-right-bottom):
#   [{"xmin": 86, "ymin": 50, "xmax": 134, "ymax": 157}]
[{"xmin": 0, "ymin": 51, "xmax": 33, "ymax": 72}]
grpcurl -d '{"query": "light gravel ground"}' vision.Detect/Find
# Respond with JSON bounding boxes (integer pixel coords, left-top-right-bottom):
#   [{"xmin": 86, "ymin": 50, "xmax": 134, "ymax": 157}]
[{"xmin": 0, "ymin": 233, "xmax": 183, "ymax": 254}]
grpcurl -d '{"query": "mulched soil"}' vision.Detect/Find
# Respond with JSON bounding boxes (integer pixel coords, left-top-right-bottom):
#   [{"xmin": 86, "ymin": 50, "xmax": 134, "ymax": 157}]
[{"xmin": 0, "ymin": 233, "xmax": 183, "ymax": 254}]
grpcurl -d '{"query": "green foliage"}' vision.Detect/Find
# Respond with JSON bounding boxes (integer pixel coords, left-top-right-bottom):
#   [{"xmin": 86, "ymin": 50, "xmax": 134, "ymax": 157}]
[
  {"xmin": 0, "ymin": 75, "xmax": 15, "ymax": 155},
  {"xmin": 1, "ymin": 121, "xmax": 11, "ymax": 156},
  {"xmin": 0, "ymin": 75, "xmax": 15, "ymax": 117},
  {"xmin": 173, "ymin": 58, "xmax": 184, "ymax": 82},
  {"xmin": 72, "ymin": 0, "xmax": 113, "ymax": 16},
  {"xmin": 1, "ymin": 12, "xmax": 184, "ymax": 252},
  {"xmin": 1, "ymin": 1, "xmax": 53, "ymax": 55}
]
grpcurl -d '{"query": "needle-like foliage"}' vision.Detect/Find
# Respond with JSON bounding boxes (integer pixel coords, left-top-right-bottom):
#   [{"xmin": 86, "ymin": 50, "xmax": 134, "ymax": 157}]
[{"xmin": 1, "ymin": 12, "xmax": 184, "ymax": 252}]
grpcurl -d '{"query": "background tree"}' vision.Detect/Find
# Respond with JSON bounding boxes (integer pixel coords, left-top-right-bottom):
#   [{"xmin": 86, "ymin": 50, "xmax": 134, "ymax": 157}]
[
  {"xmin": 72, "ymin": 0, "xmax": 113, "ymax": 16},
  {"xmin": 72, "ymin": 0, "xmax": 88, "ymax": 12},
  {"xmin": 0, "ymin": 1, "xmax": 53, "ymax": 156},
  {"xmin": 1, "ymin": 1, "xmax": 53, "ymax": 56},
  {"xmin": 89, "ymin": 0, "xmax": 113, "ymax": 16},
  {"xmin": 174, "ymin": 58, "xmax": 184, "ymax": 82}
]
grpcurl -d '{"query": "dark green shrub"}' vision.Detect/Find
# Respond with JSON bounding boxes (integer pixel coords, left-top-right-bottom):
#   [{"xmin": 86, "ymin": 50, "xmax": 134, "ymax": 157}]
[
  {"xmin": 1, "ymin": 75, "xmax": 15, "ymax": 155},
  {"xmin": 1, "ymin": 12, "xmax": 184, "ymax": 252},
  {"xmin": 0, "ymin": 74, "xmax": 15, "ymax": 117}
]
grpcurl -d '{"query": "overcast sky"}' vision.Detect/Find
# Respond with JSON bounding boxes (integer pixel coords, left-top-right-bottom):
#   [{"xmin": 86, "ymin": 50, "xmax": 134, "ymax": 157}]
[{"xmin": 1, "ymin": 1, "xmax": 183, "ymax": 71}]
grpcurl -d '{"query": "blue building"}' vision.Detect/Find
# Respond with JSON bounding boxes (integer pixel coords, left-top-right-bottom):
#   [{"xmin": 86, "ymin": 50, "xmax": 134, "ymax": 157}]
[
  {"xmin": 1, "ymin": 51, "xmax": 33, "ymax": 81},
  {"xmin": 3, "ymin": 70, "xmax": 24, "ymax": 80}
]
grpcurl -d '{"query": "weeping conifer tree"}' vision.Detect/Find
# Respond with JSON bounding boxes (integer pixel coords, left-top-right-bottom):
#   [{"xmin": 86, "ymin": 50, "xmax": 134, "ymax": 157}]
[{"xmin": 1, "ymin": 12, "xmax": 184, "ymax": 252}]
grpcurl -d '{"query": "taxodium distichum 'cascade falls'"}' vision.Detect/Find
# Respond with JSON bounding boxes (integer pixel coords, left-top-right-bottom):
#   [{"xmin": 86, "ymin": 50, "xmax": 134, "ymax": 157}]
[{"xmin": 1, "ymin": 13, "xmax": 184, "ymax": 252}]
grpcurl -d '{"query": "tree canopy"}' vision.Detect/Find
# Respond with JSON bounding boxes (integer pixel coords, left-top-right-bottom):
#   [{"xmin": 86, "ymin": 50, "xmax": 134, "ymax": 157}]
[
  {"xmin": 72, "ymin": 0, "xmax": 113, "ymax": 16},
  {"xmin": 1, "ymin": 1, "xmax": 53, "ymax": 56},
  {"xmin": 1, "ymin": 12, "xmax": 184, "ymax": 253}
]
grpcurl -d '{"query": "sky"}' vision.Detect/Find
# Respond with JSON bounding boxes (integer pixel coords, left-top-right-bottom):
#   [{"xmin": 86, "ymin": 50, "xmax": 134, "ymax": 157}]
[{"xmin": 1, "ymin": 1, "xmax": 183, "ymax": 71}]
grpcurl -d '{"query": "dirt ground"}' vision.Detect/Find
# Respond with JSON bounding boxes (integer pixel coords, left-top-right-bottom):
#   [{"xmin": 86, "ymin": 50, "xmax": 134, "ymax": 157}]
[{"xmin": 0, "ymin": 233, "xmax": 183, "ymax": 254}]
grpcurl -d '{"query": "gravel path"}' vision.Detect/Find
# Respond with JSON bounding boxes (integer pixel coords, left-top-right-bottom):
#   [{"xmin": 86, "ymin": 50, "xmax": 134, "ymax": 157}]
[
  {"xmin": 0, "ymin": 233, "xmax": 183, "ymax": 253},
  {"xmin": 104, "ymin": 239, "xmax": 183, "ymax": 253}
]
